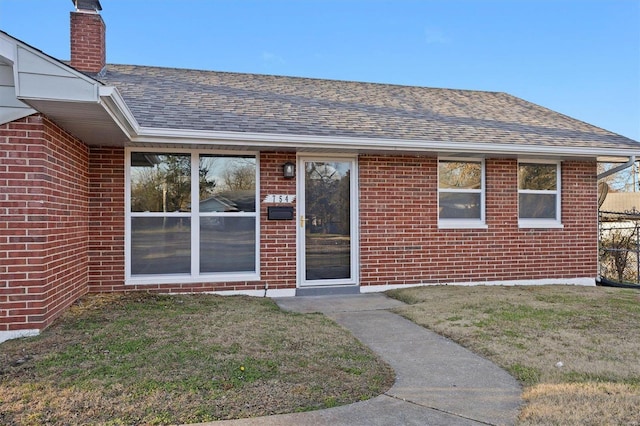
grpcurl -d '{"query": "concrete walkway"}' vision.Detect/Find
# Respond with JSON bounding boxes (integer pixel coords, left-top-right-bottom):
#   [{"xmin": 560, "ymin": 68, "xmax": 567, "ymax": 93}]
[{"xmin": 195, "ymin": 293, "xmax": 522, "ymax": 426}]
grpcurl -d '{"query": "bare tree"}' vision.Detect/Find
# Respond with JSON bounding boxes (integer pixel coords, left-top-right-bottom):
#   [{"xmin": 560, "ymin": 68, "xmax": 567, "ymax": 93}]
[
  {"xmin": 221, "ymin": 163, "xmax": 256, "ymax": 191},
  {"xmin": 598, "ymin": 162, "xmax": 639, "ymax": 192},
  {"xmin": 131, "ymin": 154, "xmax": 216, "ymax": 212},
  {"xmin": 439, "ymin": 161, "xmax": 481, "ymax": 189},
  {"xmin": 600, "ymin": 225, "xmax": 637, "ymax": 283}
]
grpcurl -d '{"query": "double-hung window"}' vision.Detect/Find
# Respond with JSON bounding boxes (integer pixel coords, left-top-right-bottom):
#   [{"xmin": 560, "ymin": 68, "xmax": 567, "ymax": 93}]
[
  {"xmin": 438, "ymin": 158, "xmax": 486, "ymax": 228},
  {"xmin": 126, "ymin": 150, "xmax": 259, "ymax": 283},
  {"xmin": 518, "ymin": 161, "xmax": 562, "ymax": 228}
]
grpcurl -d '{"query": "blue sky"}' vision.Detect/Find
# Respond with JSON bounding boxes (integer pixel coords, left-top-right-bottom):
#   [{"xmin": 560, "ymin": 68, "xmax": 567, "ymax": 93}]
[{"xmin": 1, "ymin": 0, "xmax": 639, "ymax": 140}]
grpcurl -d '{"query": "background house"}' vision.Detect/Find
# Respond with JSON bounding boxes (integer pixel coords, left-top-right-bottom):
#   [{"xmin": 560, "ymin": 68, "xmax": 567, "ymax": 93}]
[
  {"xmin": 1, "ymin": 0, "xmax": 639, "ymax": 342},
  {"xmin": 600, "ymin": 192, "xmax": 640, "ymax": 218}
]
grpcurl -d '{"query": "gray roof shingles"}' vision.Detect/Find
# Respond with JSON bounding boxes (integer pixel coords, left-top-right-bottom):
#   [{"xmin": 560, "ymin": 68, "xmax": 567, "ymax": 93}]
[{"xmin": 96, "ymin": 64, "xmax": 639, "ymax": 149}]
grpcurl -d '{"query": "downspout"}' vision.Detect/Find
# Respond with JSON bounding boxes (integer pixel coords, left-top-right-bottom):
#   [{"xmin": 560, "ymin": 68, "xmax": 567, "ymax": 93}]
[{"xmin": 597, "ymin": 156, "xmax": 636, "ymax": 181}]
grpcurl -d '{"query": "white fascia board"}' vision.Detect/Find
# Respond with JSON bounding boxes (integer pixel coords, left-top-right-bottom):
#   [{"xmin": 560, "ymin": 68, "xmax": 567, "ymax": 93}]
[
  {"xmin": 130, "ymin": 127, "xmax": 640, "ymax": 159},
  {"xmin": 98, "ymin": 86, "xmax": 140, "ymax": 138}
]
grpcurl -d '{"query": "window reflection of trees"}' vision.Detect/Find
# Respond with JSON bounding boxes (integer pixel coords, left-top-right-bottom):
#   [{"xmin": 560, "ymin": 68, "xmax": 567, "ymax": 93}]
[
  {"xmin": 131, "ymin": 154, "xmax": 257, "ymax": 213},
  {"xmin": 131, "ymin": 154, "xmax": 192, "ymax": 212},
  {"xmin": 439, "ymin": 161, "xmax": 481, "ymax": 189},
  {"xmin": 305, "ymin": 162, "xmax": 350, "ymax": 235},
  {"xmin": 199, "ymin": 156, "xmax": 256, "ymax": 212},
  {"xmin": 438, "ymin": 160, "xmax": 483, "ymax": 220},
  {"xmin": 129, "ymin": 153, "xmax": 258, "ymax": 276},
  {"xmin": 518, "ymin": 163, "xmax": 558, "ymax": 219},
  {"xmin": 518, "ymin": 164, "xmax": 557, "ymax": 190},
  {"xmin": 198, "ymin": 156, "xmax": 257, "ymax": 274}
]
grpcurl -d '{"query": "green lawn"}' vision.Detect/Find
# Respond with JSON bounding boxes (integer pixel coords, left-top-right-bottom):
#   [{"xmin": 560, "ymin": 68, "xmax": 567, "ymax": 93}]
[
  {"xmin": 387, "ymin": 285, "xmax": 640, "ymax": 425},
  {"xmin": 0, "ymin": 293, "xmax": 393, "ymax": 425}
]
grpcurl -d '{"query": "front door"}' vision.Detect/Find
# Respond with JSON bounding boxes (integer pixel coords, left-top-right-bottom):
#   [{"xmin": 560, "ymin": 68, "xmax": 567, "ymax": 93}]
[{"xmin": 298, "ymin": 157, "xmax": 358, "ymax": 287}]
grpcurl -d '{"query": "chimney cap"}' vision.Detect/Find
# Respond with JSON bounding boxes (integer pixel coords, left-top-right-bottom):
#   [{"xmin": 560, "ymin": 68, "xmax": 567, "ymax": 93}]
[{"xmin": 72, "ymin": 0, "xmax": 102, "ymax": 12}]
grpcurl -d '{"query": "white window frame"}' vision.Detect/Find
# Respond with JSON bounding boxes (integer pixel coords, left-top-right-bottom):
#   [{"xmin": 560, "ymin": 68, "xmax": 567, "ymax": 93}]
[
  {"xmin": 438, "ymin": 157, "xmax": 487, "ymax": 229},
  {"xmin": 518, "ymin": 160, "xmax": 563, "ymax": 229},
  {"xmin": 125, "ymin": 147, "xmax": 260, "ymax": 285}
]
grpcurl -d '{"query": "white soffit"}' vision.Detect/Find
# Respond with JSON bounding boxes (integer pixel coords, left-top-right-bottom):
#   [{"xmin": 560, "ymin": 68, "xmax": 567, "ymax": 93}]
[{"xmin": 28, "ymin": 99, "xmax": 130, "ymax": 146}]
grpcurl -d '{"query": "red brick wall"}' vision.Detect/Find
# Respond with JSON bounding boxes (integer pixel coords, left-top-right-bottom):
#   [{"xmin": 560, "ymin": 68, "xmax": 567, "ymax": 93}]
[
  {"xmin": 258, "ymin": 152, "xmax": 298, "ymax": 290},
  {"xmin": 70, "ymin": 11, "xmax": 106, "ymax": 73},
  {"xmin": 0, "ymin": 115, "xmax": 89, "ymax": 332},
  {"xmin": 87, "ymin": 147, "xmax": 125, "ymax": 292},
  {"xmin": 359, "ymin": 155, "xmax": 598, "ymax": 287}
]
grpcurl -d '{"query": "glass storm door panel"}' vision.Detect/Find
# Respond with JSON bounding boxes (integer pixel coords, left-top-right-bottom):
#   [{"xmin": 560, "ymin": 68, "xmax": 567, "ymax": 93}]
[{"xmin": 300, "ymin": 159, "xmax": 356, "ymax": 285}]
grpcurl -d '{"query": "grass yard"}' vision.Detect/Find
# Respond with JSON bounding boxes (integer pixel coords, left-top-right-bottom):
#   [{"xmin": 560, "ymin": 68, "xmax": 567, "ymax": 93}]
[
  {"xmin": 0, "ymin": 293, "xmax": 394, "ymax": 425},
  {"xmin": 387, "ymin": 285, "xmax": 640, "ymax": 425}
]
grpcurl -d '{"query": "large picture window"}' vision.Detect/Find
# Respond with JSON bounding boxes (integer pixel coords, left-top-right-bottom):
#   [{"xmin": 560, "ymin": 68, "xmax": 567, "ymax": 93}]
[
  {"xmin": 438, "ymin": 158, "xmax": 486, "ymax": 228},
  {"xmin": 518, "ymin": 161, "xmax": 561, "ymax": 227},
  {"xmin": 127, "ymin": 150, "xmax": 259, "ymax": 283}
]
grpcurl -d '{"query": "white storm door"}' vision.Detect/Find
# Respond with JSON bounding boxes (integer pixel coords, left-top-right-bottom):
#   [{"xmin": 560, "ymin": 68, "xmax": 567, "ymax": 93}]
[{"xmin": 298, "ymin": 157, "xmax": 358, "ymax": 287}]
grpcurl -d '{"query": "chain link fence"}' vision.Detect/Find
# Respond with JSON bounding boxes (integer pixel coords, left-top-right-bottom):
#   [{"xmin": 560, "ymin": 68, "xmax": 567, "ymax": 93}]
[{"xmin": 599, "ymin": 209, "xmax": 640, "ymax": 285}]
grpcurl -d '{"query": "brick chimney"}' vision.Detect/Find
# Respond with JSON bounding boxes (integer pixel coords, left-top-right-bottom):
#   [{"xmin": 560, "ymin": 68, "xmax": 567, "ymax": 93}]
[{"xmin": 70, "ymin": 0, "xmax": 105, "ymax": 73}]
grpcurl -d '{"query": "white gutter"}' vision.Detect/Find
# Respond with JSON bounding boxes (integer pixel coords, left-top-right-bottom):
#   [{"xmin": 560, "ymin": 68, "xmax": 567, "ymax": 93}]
[
  {"xmin": 597, "ymin": 156, "xmax": 636, "ymax": 180},
  {"xmin": 130, "ymin": 127, "xmax": 640, "ymax": 159}
]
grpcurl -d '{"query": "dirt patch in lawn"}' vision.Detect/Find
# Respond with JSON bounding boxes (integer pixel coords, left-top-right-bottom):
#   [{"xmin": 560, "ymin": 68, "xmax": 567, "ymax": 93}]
[
  {"xmin": 387, "ymin": 285, "xmax": 640, "ymax": 426},
  {"xmin": 0, "ymin": 293, "xmax": 394, "ymax": 425}
]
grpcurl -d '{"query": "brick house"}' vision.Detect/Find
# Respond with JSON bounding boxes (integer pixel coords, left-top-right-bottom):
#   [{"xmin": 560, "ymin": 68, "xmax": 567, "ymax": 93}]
[{"xmin": 2, "ymin": 1, "xmax": 639, "ymax": 342}]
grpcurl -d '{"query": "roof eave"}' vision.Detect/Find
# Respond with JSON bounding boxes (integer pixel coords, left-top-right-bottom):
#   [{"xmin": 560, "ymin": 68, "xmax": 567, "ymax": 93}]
[
  {"xmin": 98, "ymin": 86, "xmax": 140, "ymax": 139},
  {"xmin": 129, "ymin": 127, "xmax": 640, "ymax": 160},
  {"xmin": 0, "ymin": 31, "xmax": 132, "ymax": 146}
]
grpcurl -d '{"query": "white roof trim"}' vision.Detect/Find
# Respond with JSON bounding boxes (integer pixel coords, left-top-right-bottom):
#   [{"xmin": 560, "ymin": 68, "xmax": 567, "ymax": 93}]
[
  {"xmin": 129, "ymin": 126, "xmax": 640, "ymax": 158},
  {"xmin": 99, "ymin": 85, "xmax": 140, "ymax": 138}
]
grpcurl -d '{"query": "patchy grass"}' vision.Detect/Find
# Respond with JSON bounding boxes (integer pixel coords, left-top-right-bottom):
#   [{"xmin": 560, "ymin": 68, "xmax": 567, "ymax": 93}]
[
  {"xmin": 0, "ymin": 293, "xmax": 394, "ymax": 425},
  {"xmin": 387, "ymin": 285, "xmax": 640, "ymax": 425}
]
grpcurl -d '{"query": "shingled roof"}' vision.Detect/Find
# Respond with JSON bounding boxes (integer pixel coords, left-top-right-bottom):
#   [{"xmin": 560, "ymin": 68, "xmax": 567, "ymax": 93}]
[{"xmin": 95, "ymin": 64, "xmax": 638, "ymax": 150}]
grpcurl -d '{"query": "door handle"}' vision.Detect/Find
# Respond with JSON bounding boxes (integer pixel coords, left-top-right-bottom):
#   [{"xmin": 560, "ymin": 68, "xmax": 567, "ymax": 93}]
[{"xmin": 300, "ymin": 215, "xmax": 305, "ymax": 228}]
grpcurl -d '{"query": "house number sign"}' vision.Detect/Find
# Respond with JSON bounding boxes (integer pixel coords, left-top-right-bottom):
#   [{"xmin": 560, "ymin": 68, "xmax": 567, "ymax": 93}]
[{"xmin": 263, "ymin": 194, "xmax": 296, "ymax": 203}]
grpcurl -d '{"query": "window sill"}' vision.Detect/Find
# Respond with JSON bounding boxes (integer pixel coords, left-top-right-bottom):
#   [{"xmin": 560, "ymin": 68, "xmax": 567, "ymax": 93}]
[
  {"xmin": 518, "ymin": 220, "xmax": 564, "ymax": 229},
  {"xmin": 126, "ymin": 272, "xmax": 261, "ymax": 286},
  {"xmin": 438, "ymin": 220, "xmax": 488, "ymax": 230}
]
